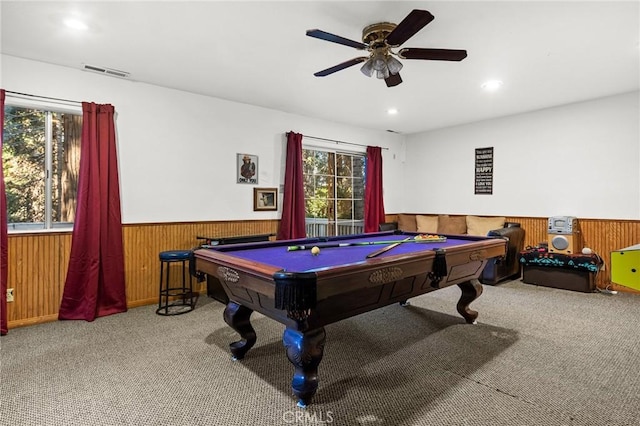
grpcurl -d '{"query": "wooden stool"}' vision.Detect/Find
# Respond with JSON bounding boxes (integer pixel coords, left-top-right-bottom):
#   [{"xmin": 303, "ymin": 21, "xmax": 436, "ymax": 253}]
[{"xmin": 156, "ymin": 250, "xmax": 195, "ymax": 315}]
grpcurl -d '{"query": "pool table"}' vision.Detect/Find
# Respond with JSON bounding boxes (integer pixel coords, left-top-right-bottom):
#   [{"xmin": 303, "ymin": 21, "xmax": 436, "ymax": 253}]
[{"xmin": 194, "ymin": 231, "xmax": 506, "ymax": 406}]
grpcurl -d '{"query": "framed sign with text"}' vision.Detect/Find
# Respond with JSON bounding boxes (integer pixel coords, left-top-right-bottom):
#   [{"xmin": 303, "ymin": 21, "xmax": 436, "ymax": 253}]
[{"xmin": 475, "ymin": 147, "xmax": 493, "ymax": 195}]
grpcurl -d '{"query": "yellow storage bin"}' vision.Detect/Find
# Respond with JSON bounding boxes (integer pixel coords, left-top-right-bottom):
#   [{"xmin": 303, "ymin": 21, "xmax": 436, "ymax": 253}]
[{"xmin": 611, "ymin": 244, "xmax": 640, "ymax": 291}]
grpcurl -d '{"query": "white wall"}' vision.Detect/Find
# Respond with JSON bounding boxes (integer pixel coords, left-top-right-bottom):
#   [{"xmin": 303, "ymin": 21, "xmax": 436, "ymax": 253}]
[
  {"xmin": 1, "ymin": 55, "xmax": 405, "ymax": 223},
  {"xmin": 403, "ymin": 91, "xmax": 640, "ymax": 220},
  {"xmin": 4, "ymin": 55, "xmax": 637, "ymax": 222}
]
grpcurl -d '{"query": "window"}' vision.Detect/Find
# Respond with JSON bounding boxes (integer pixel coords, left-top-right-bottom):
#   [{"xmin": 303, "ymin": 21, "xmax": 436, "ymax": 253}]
[
  {"xmin": 2, "ymin": 105, "xmax": 82, "ymax": 231},
  {"xmin": 303, "ymin": 148, "xmax": 365, "ymax": 237}
]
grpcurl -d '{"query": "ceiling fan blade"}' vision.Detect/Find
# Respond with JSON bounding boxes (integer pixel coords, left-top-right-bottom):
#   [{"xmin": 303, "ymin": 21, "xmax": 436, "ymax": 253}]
[
  {"xmin": 398, "ymin": 48, "xmax": 467, "ymax": 61},
  {"xmin": 385, "ymin": 73, "xmax": 403, "ymax": 87},
  {"xmin": 385, "ymin": 9, "xmax": 435, "ymax": 46},
  {"xmin": 313, "ymin": 57, "xmax": 368, "ymax": 77},
  {"xmin": 306, "ymin": 29, "xmax": 368, "ymax": 50}
]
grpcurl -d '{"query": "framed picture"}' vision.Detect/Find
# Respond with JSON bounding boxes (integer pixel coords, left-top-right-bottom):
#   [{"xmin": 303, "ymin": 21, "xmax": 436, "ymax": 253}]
[
  {"xmin": 237, "ymin": 153, "xmax": 258, "ymax": 184},
  {"xmin": 474, "ymin": 147, "xmax": 493, "ymax": 195},
  {"xmin": 253, "ymin": 187, "xmax": 278, "ymax": 211}
]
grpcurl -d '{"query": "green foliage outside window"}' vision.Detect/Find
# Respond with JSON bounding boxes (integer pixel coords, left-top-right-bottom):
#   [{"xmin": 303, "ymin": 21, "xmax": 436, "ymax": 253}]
[
  {"xmin": 3, "ymin": 107, "xmax": 47, "ymax": 223},
  {"xmin": 303, "ymin": 148, "xmax": 365, "ymax": 236},
  {"xmin": 2, "ymin": 105, "xmax": 81, "ymax": 229}
]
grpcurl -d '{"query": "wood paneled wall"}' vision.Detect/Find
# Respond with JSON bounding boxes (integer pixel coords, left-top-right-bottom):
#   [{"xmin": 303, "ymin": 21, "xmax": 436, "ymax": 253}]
[
  {"xmin": 122, "ymin": 220, "xmax": 279, "ymax": 306},
  {"xmin": 5, "ymin": 220, "xmax": 279, "ymax": 329},
  {"xmin": 6, "ymin": 233, "xmax": 72, "ymax": 326},
  {"xmin": 5, "ymin": 216, "xmax": 639, "ymax": 330}
]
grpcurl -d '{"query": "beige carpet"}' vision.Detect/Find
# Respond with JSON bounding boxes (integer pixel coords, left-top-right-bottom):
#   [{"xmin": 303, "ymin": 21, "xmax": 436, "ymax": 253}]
[{"xmin": 1, "ymin": 279, "xmax": 639, "ymax": 425}]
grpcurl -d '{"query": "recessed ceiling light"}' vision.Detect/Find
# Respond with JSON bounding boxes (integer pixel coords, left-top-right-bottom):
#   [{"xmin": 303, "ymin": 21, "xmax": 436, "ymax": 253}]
[
  {"xmin": 64, "ymin": 18, "xmax": 88, "ymax": 31},
  {"xmin": 481, "ymin": 80, "xmax": 503, "ymax": 91},
  {"xmin": 387, "ymin": 108, "xmax": 398, "ymax": 115}
]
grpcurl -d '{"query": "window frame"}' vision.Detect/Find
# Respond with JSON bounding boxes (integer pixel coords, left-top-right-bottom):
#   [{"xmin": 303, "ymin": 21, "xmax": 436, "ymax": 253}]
[
  {"xmin": 302, "ymin": 143, "xmax": 366, "ymax": 237},
  {"xmin": 3, "ymin": 98, "xmax": 82, "ymax": 234}
]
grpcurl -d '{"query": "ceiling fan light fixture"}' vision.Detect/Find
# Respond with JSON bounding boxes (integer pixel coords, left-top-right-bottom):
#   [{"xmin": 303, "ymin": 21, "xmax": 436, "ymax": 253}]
[
  {"xmin": 376, "ymin": 67, "xmax": 390, "ymax": 79},
  {"xmin": 372, "ymin": 52, "xmax": 387, "ymax": 71},
  {"xmin": 387, "ymin": 56, "xmax": 403, "ymax": 75},
  {"xmin": 307, "ymin": 9, "xmax": 467, "ymax": 88},
  {"xmin": 360, "ymin": 59, "xmax": 375, "ymax": 77}
]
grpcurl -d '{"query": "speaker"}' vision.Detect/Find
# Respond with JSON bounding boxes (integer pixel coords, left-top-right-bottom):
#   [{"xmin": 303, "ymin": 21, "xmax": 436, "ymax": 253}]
[{"xmin": 548, "ymin": 233, "xmax": 582, "ymax": 254}]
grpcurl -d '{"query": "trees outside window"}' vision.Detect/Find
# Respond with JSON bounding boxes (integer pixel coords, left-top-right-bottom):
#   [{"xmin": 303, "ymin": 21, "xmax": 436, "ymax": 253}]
[
  {"xmin": 2, "ymin": 105, "xmax": 81, "ymax": 231},
  {"xmin": 303, "ymin": 148, "xmax": 365, "ymax": 237}
]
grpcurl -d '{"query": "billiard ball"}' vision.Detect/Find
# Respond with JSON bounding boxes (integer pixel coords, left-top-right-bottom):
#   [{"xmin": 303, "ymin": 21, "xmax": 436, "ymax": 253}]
[{"xmin": 311, "ymin": 246, "xmax": 320, "ymax": 256}]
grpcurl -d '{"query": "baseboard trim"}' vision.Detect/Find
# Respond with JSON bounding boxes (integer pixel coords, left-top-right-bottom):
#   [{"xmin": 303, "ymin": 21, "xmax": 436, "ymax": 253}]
[
  {"xmin": 8, "ymin": 313, "xmax": 60, "ymax": 329},
  {"xmin": 6, "ymin": 293, "xmax": 206, "ymax": 330}
]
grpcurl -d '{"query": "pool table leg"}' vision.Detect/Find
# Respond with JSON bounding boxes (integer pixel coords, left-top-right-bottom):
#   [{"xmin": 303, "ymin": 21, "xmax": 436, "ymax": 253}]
[
  {"xmin": 456, "ymin": 279, "xmax": 483, "ymax": 324},
  {"xmin": 283, "ymin": 327, "xmax": 326, "ymax": 408},
  {"xmin": 223, "ymin": 301, "xmax": 257, "ymax": 360}
]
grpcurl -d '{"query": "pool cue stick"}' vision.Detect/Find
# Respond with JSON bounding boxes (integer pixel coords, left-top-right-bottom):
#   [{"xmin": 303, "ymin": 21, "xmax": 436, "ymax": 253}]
[
  {"xmin": 366, "ymin": 237, "xmax": 412, "ymax": 259},
  {"xmin": 287, "ymin": 237, "xmax": 446, "ymax": 252},
  {"xmin": 287, "ymin": 239, "xmax": 417, "ymax": 252}
]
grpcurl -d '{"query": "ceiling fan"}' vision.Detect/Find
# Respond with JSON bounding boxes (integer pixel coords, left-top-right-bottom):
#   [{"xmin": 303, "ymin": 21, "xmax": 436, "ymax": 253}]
[{"xmin": 306, "ymin": 9, "xmax": 467, "ymax": 87}]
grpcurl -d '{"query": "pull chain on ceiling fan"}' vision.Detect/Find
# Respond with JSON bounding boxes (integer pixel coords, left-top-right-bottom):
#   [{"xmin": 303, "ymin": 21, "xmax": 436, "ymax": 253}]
[{"xmin": 306, "ymin": 9, "xmax": 467, "ymax": 87}]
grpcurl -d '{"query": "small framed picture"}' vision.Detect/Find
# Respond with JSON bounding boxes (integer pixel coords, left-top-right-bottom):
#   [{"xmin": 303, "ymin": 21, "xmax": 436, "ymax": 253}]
[
  {"xmin": 237, "ymin": 153, "xmax": 258, "ymax": 184},
  {"xmin": 253, "ymin": 187, "xmax": 278, "ymax": 211}
]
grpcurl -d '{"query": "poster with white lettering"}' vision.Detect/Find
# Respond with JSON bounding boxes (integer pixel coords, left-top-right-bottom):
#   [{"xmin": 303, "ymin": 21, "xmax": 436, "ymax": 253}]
[{"xmin": 475, "ymin": 147, "xmax": 493, "ymax": 194}]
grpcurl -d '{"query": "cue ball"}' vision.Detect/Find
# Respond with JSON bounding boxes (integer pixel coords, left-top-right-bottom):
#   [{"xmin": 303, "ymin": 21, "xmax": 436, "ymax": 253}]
[{"xmin": 311, "ymin": 246, "xmax": 320, "ymax": 256}]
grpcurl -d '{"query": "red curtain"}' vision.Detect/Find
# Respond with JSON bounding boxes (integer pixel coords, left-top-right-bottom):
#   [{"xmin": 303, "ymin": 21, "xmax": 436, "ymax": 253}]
[
  {"xmin": 1, "ymin": 89, "xmax": 8, "ymax": 335},
  {"xmin": 364, "ymin": 146, "xmax": 386, "ymax": 233},
  {"xmin": 277, "ymin": 132, "xmax": 306, "ymax": 240},
  {"xmin": 59, "ymin": 103, "xmax": 126, "ymax": 321}
]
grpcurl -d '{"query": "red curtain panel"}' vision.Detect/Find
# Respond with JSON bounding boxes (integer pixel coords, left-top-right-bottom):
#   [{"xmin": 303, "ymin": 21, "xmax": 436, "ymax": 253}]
[
  {"xmin": 1, "ymin": 89, "xmax": 8, "ymax": 335},
  {"xmin": 59, "ymin": 103, "xmax": 127, "ymax": 321},
  {"xmin": 277, "ymin": 132, "xmax": 306, "ymax": 240},
  {"xmin": 364, "ymin": 146, "xmax": 386, "ymax": 233}
]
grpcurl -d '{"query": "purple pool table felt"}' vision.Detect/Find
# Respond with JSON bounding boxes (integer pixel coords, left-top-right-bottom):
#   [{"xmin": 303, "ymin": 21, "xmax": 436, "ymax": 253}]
[{"xmin": 216, "ymin": 234, "xmax": 475, "ymax": 272}]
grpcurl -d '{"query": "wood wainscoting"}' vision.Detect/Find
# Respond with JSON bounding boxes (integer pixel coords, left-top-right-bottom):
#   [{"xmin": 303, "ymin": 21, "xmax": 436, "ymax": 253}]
[
  {"xmin": 386, "ymin": 214, "xmax": 640, "ymax": 295},
  {"xmin": 5, "ymin": 216, "xmax": 639, "ymax": 330},
  {"xmin": 5, "ymin": 220, "xmax": 279, "ymax": 330}
]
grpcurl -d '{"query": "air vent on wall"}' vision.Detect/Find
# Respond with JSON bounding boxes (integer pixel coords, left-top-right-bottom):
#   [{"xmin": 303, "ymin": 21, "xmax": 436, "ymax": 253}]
[{"xmin": 82, "ymin": 64, "xmax": 131, "ymax": 79}]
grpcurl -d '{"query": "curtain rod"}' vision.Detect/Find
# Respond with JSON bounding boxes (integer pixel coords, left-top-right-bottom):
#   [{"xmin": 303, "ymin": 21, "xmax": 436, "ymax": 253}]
[
  {"xmin": 5, "ymin": 90, "xmax": 81, "ymax": 106},
  {"xmin": 288, "ymin": 132, "xmax": 389, "ymax": 150}
]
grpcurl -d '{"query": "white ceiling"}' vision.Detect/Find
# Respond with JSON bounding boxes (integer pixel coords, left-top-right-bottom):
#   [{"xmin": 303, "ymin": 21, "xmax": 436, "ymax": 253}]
[{"xmin": 1, "ymin": 1, "xmax": 639, "ymax": 134}]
